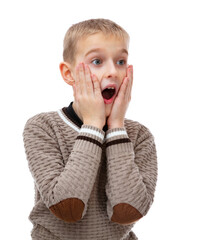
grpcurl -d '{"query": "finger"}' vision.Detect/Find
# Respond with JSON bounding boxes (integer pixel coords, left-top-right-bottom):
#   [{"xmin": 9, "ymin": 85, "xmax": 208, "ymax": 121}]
[
  {"xmin": 118, "ymin": 76, "xmax": 129, "ymax": 99},
  {"xmin": 92, "ymin": 74, "xmax": 102, "ymax": 97},
  {"xmin": 125, "ymin": 65, "xmax": 132, "ymax": 97},
  {"xmin": 125, "ymin": 65, "xmax": 133, "ymax": 100},
  {"xmin": 121, "ymin": 65, "xmax": 132, "ymax": 99},
  {"xmin": 84, "ymin": 64, "xmax": 94, "ymax": 95},
  {"xmin": 79, "ymin": 62, "xmax": 86, "ymax": 94},
  {"xmin": 130, "ymin": 65, "xmax": 133, "ymax": 95},
  {"xmin": 75, "ymin": 64, "xmax": 81, "ymax": 95}
]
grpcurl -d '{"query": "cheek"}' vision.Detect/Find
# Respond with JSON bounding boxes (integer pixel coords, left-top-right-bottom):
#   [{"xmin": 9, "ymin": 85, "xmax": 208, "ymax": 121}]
[
  {"xmin": 89, "ymin": 67, "xmax": 102, "ymax": 80},
  {"xmin": 121, "ymin": 66, "xmax": 127, "ymax": 76},
  {"xmin": 119, "ymin": 70, "xmax": 127, "ymax": 83}
]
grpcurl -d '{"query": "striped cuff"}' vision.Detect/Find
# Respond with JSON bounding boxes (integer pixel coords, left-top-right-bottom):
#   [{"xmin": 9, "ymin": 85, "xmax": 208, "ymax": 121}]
[
  {"xmin": 73, "ymin": 125, "xmax": 105, "ymax": 155},
  {"xmin": 105, "ymin": 128, "xmax": 133, "ymax": 154},
  {"xmin": 106, "ymin": 128, "xmax": 128, "ymax": 140},
  {"xmin": 80, "ymin": 125, "xmax": 105, "ymax": 142}
]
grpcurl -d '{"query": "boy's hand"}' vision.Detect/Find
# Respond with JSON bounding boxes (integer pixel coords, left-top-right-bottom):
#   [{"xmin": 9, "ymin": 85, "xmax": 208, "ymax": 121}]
[
  {"xmin": 73, "ymin": 62, "xmax": 106, "ymax": 129},
  {"xmin": 107, "ymin": 65, "xmax": 133, "ymax": 129}
]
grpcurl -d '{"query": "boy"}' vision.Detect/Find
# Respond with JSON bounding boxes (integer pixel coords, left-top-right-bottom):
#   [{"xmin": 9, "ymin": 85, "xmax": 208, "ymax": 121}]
[{"xmin": 23, "ymin": 18, "xmax": 158, "ymax": 240}]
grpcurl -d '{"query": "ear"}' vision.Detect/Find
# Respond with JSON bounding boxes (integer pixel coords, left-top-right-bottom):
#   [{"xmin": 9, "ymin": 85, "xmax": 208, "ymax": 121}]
[{"xmin": 59, "ymin": 61, "xmax": 75, "ymax": 86}]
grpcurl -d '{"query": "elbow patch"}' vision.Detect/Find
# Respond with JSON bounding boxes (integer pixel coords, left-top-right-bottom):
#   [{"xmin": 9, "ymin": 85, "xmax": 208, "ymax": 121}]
[
  {"xmin": 111, "ymin": 203, "xmax": 143, "ymax": 225},
  {"xmin": 49, "ymin": 198, "xmax": 85, "ymax": 223}
]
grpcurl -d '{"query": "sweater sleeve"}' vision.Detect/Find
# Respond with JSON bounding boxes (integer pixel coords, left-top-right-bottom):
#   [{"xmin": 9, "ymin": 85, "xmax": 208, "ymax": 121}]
[
  {"xmin": 105, "ymin": 126, "xmax": 158, "ymax": 225},
  {"xmin": 22, "ymin": 119, "xmax": 104, "ymax": 223}
]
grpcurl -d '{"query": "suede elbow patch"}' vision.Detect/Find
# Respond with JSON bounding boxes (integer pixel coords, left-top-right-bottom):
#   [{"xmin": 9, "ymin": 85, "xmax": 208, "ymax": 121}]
[
  {"xmin": 111, "ymin": 203, "xmax": 143, "ymax": 225},
  {"xmin": 49, "ymin": 198, "xmax": 85, "ymax": 223}
]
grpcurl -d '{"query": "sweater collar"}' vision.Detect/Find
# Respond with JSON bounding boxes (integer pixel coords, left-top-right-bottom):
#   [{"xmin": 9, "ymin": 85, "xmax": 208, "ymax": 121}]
[{"xmin": 62, "ymin": 101, "xmax": 108, "ymax": 132}]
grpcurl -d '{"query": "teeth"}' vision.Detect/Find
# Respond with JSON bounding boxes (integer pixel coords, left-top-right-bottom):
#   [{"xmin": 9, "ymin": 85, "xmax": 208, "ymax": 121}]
[{"xmin": 107, "ymin": 87, "xmax": 115, "ymax": 89}]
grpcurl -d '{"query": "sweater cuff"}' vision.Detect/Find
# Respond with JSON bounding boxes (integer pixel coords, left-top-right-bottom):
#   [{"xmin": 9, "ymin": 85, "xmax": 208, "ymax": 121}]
[
  {"xmin": 80, "ymin": 124, "xmax": 105, "ymax": 142},
  {"xmin": 105, "ymin": 127, "xmax": 133, "ymax": 155},
  {"xmin": 73, "ymin": 125, "xmax": 105, "ymax": 155}
]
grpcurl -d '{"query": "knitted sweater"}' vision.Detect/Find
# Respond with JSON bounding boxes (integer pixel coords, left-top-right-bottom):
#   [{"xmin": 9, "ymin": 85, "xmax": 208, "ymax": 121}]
[{"xmin": 22, "ymin": 101, "xmax": 158, "ymax": 240}]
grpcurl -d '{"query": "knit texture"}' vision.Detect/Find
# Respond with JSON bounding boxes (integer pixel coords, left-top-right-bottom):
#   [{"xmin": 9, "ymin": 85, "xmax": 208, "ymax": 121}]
[{"xmin": 22, "ymin": 104, "xmax": 158, "ymax": 240}]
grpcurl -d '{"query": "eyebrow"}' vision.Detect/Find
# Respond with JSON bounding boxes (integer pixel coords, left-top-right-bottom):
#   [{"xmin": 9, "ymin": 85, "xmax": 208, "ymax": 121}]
[{"xmin": 84, "ymin": 48, "xmax": 128, "ymax": 57}]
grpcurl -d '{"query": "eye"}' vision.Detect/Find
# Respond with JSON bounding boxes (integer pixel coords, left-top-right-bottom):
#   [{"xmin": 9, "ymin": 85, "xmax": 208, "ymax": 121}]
[
  {"xmin": 92, "ymin": 59, "xmax": 102, "ymax": 65},
  {"xmin": 117, "ymin": 59, "xmax": 126, "ymax": 65}
]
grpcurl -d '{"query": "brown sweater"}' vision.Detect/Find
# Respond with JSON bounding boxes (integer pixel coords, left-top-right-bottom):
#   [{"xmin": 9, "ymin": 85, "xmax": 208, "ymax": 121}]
[{"xmin": 22, "ymin": 102, "xmax": 158, "ymax": 240}]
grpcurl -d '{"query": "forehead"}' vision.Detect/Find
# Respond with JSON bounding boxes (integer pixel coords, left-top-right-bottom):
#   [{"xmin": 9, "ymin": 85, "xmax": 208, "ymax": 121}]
[{"xmin": 76, "ymin": 33, "xmax": 129, "ymax": 57}]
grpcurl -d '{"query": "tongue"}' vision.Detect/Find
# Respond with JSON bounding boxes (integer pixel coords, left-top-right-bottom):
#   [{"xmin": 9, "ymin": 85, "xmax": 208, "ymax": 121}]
[{"xmin": 102, "ymin": 88, "xmax": 115, "ymax": 100}]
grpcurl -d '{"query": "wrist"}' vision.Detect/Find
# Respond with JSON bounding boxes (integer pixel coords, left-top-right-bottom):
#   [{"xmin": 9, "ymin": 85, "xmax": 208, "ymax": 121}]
[
  {"xmin": 108, "ymin": 122, "xmax": 124, "ymax": 129},
  {"xmin": 83, "ymin": 121, "xmax": 104, "ymax": 130}
]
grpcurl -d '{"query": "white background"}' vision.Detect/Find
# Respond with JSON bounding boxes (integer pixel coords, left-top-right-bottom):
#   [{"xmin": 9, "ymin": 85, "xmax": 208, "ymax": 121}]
[{"xmin": 0, "ymin": 0, "xmax": 215, "ymax": 239}]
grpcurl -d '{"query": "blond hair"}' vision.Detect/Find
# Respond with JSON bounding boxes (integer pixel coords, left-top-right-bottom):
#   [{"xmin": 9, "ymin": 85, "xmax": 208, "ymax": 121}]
[{"xmin": 63, "ymin": 18, "xmax": 130, "ymax": 65}]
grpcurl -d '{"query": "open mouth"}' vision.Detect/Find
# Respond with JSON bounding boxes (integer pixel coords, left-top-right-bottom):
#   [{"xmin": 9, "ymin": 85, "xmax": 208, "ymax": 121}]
[{"xmin": 102, "ymin": 87, "xmax": 116, "ymax": 100}]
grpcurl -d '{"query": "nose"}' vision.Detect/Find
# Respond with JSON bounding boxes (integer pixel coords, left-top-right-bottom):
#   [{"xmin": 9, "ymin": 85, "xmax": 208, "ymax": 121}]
[{"xmin": 105, "ymin": 60, "xmax": 118, "ymax": 79}]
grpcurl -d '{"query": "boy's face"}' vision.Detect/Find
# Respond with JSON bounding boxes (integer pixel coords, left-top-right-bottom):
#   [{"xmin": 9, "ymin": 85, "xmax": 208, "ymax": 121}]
[{"xmin": 70, "ymin": 32, "xmax": 129, "ymax": 118}]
